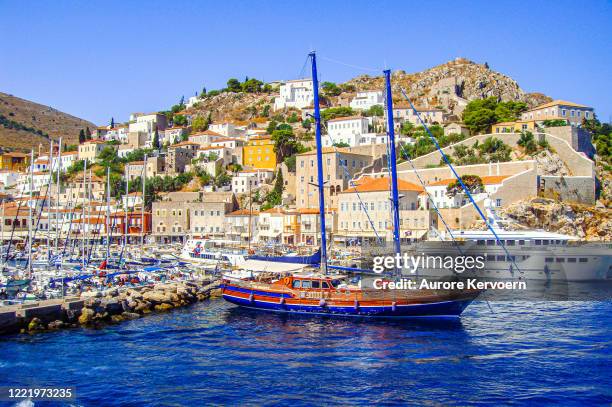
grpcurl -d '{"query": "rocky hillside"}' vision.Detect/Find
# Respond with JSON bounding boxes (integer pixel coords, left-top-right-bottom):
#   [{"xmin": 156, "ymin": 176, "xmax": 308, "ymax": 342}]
[
  {"xmin": 500, "ymin": 198, "xmax": 611, "ymax": 241},
  {"xmin": 185, "ymin": 58, "xmax": 551, "ymax": 123},
  {"xmin": 344, "ymin": 58, "xmax": 550, "ymax": 115},
  {"xmin": 0, "ymin": 92, "xmax": 95, "ymax": 152}
]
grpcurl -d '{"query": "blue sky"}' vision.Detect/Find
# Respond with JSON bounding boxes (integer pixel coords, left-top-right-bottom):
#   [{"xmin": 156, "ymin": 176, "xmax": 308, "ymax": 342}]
[{"xmin": 0, "ymin": 0, "xmax": 610, "ymax": 125}]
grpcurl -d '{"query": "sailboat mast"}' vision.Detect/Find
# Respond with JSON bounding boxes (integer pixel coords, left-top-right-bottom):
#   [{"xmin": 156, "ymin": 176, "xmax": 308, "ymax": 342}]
[
  {"xmin": 124, "ymin": 165, "xmax": 129, "ymax": 248},
  {"xmin": 47, "ymin": 140, "xmax": 53, "ymax": 256},
  {"xmin": 55, "ymin": 137, "xmax": 62, "ymax": 253},
  {"xmin": 82, "ymin": 159, "xmax": 87, "ymax": 268},
  {"xmin": 309, "ymin": 51, "xmax": 328, "ymax": 274},
  {"xmin": 28, "ymin": 149, "xmax": 34, "ymax": 275},
  {"xmin": 384, "ymin": 69, "xmax": 402, "ymax": 258},
  {"xmin": 106, "ymin": 166, "xmax": 110, "ymax": 260},
  {"xmin": 141, "ymin": 154, "xmax": 146, "ymax": 246}
]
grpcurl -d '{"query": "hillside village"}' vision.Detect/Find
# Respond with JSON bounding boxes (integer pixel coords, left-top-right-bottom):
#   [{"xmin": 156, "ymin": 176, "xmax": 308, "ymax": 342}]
[{"xmin": 0, "ymin": 58, "xmax": 610, "ymax": 246}]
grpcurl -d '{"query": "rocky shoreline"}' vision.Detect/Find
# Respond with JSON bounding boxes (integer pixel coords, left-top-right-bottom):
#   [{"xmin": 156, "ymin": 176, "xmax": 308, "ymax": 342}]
[{"xmin": 1, "ymin": 279, "xmax": 221, "ymax": 335}]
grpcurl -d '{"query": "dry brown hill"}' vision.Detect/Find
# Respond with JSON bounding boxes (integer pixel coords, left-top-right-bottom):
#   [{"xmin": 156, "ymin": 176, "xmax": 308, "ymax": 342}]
[{"xmin": 0, "ymin": 92, "xmax": 96, "ymax": 152}]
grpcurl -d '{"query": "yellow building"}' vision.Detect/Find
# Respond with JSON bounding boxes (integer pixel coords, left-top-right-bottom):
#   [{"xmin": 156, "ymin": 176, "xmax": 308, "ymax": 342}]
[
  {"xmin": 492, "ymin": 120, "xmax": 537, "ymax": 134},
  {"xmin": 243, "ymin": 135, "xmax": 276, "ymax": 170},
  {"xmin": 0, "ymin": 152, "xmax": 30, "ymax": 171}
]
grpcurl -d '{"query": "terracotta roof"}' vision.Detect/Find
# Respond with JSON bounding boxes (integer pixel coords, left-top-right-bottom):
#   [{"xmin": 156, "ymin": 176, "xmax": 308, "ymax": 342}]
[
  {"xmin": 127, "ymin": 161, "xmax": 145, "ymax": 165},
  {"xmin": 428, "ymin": 175, "xmax": 510, "ymax": 187},
  {"xmin": 227, "ymin": 209, "xmax": 259, "ymax": 216},
  {"xmin": 297, "ymin": 208, "xmax": 320, "ymax": 214},
  {"xmin": 261, "ymin": 207, "xmax": 285, "ymax": 214},
  {"xmin": 527, "ymin": 100, "xmax": 591, "ymax": 111},
  {"xmin": 2, "ymin": 152, "xmax": 28, "ymax": 158},
  {"xmin": 249, "ymin": 135, "xmax": 272, "ymax": 141},
  {"xmin": 344, "ymin": 177, "xmax": 424, "ymax": 193},
  {"xmin": 170, "ymin": 141, "xmax": 200, "ymax": 148}
]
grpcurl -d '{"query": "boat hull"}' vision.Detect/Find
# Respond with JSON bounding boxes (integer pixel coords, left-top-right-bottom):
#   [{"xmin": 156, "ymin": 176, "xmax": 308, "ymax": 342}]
[{"xmin": 221, "ymin": 284, "xmax": 476, "ymax": 318}]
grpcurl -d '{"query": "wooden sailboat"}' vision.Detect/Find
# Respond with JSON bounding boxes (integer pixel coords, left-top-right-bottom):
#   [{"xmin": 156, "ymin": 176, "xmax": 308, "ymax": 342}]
[{"xmin": 221, "ymin": 52, "xmax": 481, "ymax": 318}]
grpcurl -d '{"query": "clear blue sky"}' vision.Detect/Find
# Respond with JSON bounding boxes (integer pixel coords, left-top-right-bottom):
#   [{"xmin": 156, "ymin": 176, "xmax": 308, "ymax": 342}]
[{"xmin": 1, "ymin": 0, "xmax": 610, "ymax": 125}]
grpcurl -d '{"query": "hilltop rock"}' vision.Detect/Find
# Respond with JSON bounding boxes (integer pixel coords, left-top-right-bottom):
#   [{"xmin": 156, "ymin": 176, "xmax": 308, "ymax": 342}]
[{"xmin": 500, "ymin": 198, "xmax": 612, "ymax": 241}]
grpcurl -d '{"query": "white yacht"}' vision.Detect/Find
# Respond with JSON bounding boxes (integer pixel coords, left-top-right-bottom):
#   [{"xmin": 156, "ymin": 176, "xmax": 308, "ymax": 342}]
[
  {"xmin": 180, "ymin": 238, "xmax": 248, "ymax": 268},
  {"xmin": 409, "ymin": 229, "xmax": 611, "ymax": 281}
]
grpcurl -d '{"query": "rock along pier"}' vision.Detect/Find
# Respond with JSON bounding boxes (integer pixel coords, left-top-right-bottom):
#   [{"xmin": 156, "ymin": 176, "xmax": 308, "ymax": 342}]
[{"xmin": 0, "ymin": 279, "xmax": 221, "ymax": 335}]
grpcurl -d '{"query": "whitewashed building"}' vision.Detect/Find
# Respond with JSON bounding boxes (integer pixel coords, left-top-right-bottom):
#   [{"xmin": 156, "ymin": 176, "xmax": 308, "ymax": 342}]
[
  {"xmin": 323, "ymin": 116, "xmax": 382, "ymax": 147},
  {"xmin": 274, "ymin": 79, "xmax": 314, "ymax": 110},
  {"xmin": 209, "ymin": 123, "xmax": 246, "ymax": 138},
  {"xmin": 231, "ymin": 169, "xmax": 274, "ymax": 194},
  {"xmin": 349, "ymin": 90, "xmax": 384, "ymax": 111}
]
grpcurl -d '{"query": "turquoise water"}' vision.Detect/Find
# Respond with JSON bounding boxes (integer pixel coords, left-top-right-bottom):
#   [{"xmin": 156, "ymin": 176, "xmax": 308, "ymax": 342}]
[{"xmin": 0, "ymin": 299, "xmax": 611, "ymax": 406}]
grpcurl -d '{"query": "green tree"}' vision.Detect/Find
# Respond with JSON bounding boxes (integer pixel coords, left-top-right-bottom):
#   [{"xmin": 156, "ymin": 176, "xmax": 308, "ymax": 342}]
[
  {"xmin": 173, "ymin": 115, "xmax": 187, "ymax": 126},
  {"xmin": 85, "ymin": 127, "xmax": 92, "ymax": 140},
  {"xmin": 78, "ymin": 129, "xmax": 86, "ymax": 144},
  {"xmin": 321, "ymin": 81, "xmax": 341, "ymax": 96},
  {"xmin": 192, "ymin": 116, "xmax": 207, "ymax": 132},
  {"xmin": 262, "ymin": 105, "xmax": 270, "ymax": 117},
  {"xmin": 321, "ymin": 106, "xmax": 354, "ymax": 123},
  {"xmin": 242, "ymin": 78, "xmax": 263, "ymax": 93},
  {"xmin": 446, "ymin": 175, "xmax": 484, "ymax": 197},
  {"xmin": 518, "ymin": 131, "xmax": 537, "ymax": 154},
  {"xmin": 333, "ymin": 142, "xmax": 350, "ymax": 148},
  {"xmin": 286, "ymin": 112, "xmax": 299, "ymax": 123},
  {"xmin": 152, "ymin": 127, "xmax": 160, "ymax": 150},
  {"xmin": 271, "ymin": 128, "xmax": 298, "ymax": 161},
  {"xmin": 226, "ymin": 78, "xmax": 242, "ymax": 92},
  {"xmin": 110, "ymin": 117, "xmax": 115, "ymax": 128},
  {"xmin": 364, "ymin": 104, "xmax": 384, "ymax": 117}
]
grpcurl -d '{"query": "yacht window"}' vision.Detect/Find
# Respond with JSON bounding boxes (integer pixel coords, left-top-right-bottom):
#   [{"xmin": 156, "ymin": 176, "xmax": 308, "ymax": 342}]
[
  {"xmin": 322, "ymin": 282, "xmax": 330, "ymax": 289},
  {"xmin": 301, "ymin": 280, "xmax": 312, "ymax": 289},
  {"xmin": 507, "ymin": 240, "xmax": 515, "ymax": 246},
  {"xmin": 486, "ymin": 255, "xmax": 495, "ymax": 261},
  {"xmin": 555, "ymin": 240, "xmax": 561, "ymax": 245},
  {"xmin": 518, "ymin": 240, "xmax": 525, "ymax": 245},
  {"xmin": 567, "ymin": 258, "xmax": 577, "ymax": 263},
  {"xmin": 331, "ymin": 280, "xmax": 341, "ymax": 288},
  {"xmin": 543, "ymin": 240, "xmax": 549, "ymax": 245},
  {"xmin": 508, "ymin": 255, "xmax": 516, "ymax": 262},
  {"xmin": 292, "ymin": 280, "xmax": 301, "ymax": 288},
  {"xmin": 312, "ymin": 280, "xmax": 320, "ymax": 289},
  {"xmin": 477, "ymin": 240, "xmax": 485, "ymax": 246},
  {"xmin": 487, "ymin": 240, "xmax": 495, "ymax": 246},
  {"xmin": 496, "ymin": 255, "xmax": 505, "ymax": 262},
  {"xmin": 545, "ymin": 257, "xmax": 554, "ymax": 263},
  {"xmin": 556, "ymin": 258, "xmax": 565, "ymax": 263},
  {"xmin": 579, "ymin": 258, "xmax": 588, "ymax": 263},
  {"xmin": 535, "ymin": 240, "xmax": 541, "ymax": 245}
]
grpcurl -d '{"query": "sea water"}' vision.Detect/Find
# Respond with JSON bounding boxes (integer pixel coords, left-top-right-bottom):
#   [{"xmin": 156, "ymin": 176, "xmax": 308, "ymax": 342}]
[{"xmin": 0, "ymin": 299, "xmax": 610, "ymax": 406}]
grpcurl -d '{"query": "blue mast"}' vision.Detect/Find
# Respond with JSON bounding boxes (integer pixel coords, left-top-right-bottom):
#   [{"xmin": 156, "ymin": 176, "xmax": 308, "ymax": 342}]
[
  {"xmin": 310, "ymin": 51, "xmax": 328, "ymax": 274},
  {"xmin": 384, "ymin": 69, "xmax": 402, "ymax": 258}
]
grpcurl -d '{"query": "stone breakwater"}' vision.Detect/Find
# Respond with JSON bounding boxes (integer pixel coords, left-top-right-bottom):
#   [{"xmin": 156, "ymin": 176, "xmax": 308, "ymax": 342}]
[{"xmin": 0, "ymin": 279, "xmax": 221, "ymax": 335}]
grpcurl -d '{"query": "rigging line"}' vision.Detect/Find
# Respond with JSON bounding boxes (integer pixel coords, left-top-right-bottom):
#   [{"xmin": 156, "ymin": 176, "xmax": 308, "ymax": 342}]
[
  {"xmin": 318, "ymin": 55, "xmax": 381, "ymax": 74},
  {"xmin": 398, "ymin": 87, "xmax": 523, "ymax": 278},
  {"xmin": 318, "ymin": 119, "xmax": 384, "ymax": 245},
  {"xmin": 298, "ymin": 54, "xmax": 311, "ymax": 79},
  {"xmin": 397, "ymin": 142, "xmax": 465, "ymax": 256}
]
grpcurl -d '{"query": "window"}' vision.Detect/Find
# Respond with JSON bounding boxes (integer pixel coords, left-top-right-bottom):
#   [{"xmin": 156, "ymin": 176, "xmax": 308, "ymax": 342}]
[
  {"xmin": 556, "ymin": 258, "xmax": 565, "ymax": 263},
  {"xmin": 545, "ymin": 257, "xmax": 554, "ymax": 263},
  {"xmin": 312, "ymin": 280, "xmax": 320, "ymax": 289},
  {"xmin": 292, "ymin": 280, "xmax": 301, "ymax": 288},
  {"xmin": 579, "ymin": 258, "xmax": 588, "ymax": 263},
  {"xmin": 301, "ymin": 280, "xmax": 312, "ymax": 289},
  {"xmin": 567, "ymin": 258, "xmax": 576, "ymax": 263}
]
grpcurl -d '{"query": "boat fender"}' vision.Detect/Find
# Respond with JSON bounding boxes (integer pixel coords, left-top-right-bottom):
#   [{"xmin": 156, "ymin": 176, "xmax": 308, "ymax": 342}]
[
  {"xmin": 354, "ymin": 300, "xmax": 359, "ymax": 310},
  {"xmin": 319, "ymin": 299, "xmax": 326, "ymax": 307},
  {"xmin": 249, "ymin": 293, "xmax": 254, "ymax": 303},
  {"xmin": 391, "ymin": 301, "xmax": 397, "ymax": 312},
  {"xmin": 279, "ymin": 296, "xmax": 285, "ymax": 305}
]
